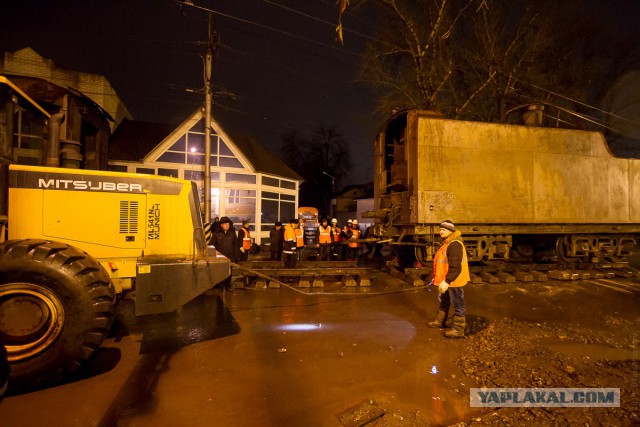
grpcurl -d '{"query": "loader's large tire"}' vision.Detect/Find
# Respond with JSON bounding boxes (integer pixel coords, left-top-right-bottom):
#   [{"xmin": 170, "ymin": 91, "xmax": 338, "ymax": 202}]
[{"xmin": 0, "ymin": 240, "xmax": 116, "ymax": 388}]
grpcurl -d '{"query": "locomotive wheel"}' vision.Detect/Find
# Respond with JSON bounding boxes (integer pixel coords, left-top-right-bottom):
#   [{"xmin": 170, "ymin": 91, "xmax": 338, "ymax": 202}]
[
  {"xmin": 414, "ymin": 246, "xmax": 429, "ymax": 267},
  {"xmin": 555, "ymin": 237, "xmax": 579, "ymax": 263},
  {"xmin": 0, "ymin": 240, "xmax": 116, "ymax": 388}
]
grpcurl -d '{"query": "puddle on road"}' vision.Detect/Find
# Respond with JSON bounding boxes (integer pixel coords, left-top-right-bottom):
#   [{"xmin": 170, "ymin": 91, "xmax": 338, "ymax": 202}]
[{"xmin": 543, "ymin": 341, "xmax": 639, "ymax": 361}]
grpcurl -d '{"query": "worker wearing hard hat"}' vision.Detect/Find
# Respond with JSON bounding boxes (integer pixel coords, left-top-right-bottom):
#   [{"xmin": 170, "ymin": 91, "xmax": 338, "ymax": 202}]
[
  {"xmin": 340, "ymin": 219, "xmax": 352, "ymax": 260},
  {"xmin": 427, "ymin": 220, "xmax": 470, "ymax": 338},
  {"xmin": 330, "ymin": 218, "xmax": 340, "ymax": 260},
  {"xmin": 345, "ymin": 219, "xmax": 361, "ymax": 261},
  {"xmin": 315, "ymin": 218, "xmax": 333, "ymax": 261},
  {"xmin": 283, "ymin": 218, "xmax": 299, "ymax": 268},
  {"xmin": 296, "ymin": 219, "xmax": 305, "ymax": 261}
]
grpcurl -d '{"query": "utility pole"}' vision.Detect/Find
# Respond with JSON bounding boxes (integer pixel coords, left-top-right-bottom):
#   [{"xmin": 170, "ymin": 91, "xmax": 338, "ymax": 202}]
[
  {"xmin": 177, "ymin": 1, "xmax": 216, "ymax": 223},
  {"xmin": 322, "ymin": 171, "xmax": 335, "ymax": 219},
  {"xmin": 204, "ymin": 11, "xmax": 213, "ymax": 223}
]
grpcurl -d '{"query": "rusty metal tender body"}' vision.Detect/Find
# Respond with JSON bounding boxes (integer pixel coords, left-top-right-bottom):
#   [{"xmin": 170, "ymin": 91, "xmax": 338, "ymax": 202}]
[{"xmin": 367, "ymin": 110, "xmax": 640, "ymax": 264}]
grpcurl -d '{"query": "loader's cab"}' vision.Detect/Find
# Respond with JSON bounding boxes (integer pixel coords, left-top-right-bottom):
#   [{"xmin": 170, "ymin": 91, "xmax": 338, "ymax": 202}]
[{"xmin": 0, "ymin": 76, "xmax": 52, "ymax": 236}]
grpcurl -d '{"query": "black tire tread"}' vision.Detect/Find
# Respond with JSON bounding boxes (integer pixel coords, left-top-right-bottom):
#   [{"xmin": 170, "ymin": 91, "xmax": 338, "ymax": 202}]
[{"xmin": 0, "ymin": 239, "xmax": 117, "ymax": 388}]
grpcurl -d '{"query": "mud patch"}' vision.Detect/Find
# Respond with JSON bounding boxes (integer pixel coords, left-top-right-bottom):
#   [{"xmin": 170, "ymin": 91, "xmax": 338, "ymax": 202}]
[{"xmin": 452, "ymin": 318, "xmax": 640, "ymax": 426}]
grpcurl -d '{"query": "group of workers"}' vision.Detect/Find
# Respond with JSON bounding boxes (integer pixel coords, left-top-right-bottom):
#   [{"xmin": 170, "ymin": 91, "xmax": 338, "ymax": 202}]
[
  {"xmin": 270, "ymin": 217, "xmax": 364, "ymax": 267},
  {"xmin": 209, "ymin": 214, "xmax": 468, "ymax": 339}
]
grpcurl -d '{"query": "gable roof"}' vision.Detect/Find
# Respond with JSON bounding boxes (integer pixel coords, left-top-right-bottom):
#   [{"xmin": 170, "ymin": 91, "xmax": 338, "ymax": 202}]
[
  {"xmin": 109, "ymin": 113, "xmax": 303, "ymax": 182},
  {"xmin": 231, "ymin": 134, "xmax": 302, "ymax": 181}
]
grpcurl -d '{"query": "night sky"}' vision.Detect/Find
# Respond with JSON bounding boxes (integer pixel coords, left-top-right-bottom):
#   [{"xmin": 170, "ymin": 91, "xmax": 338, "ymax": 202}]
[
  {"xmin": 1, "ymin": 0, "xmax": 379, "ymax": 184},
  {"xmin": 2, "ymin": 0, "xmax": 639, "ymax": 184}
]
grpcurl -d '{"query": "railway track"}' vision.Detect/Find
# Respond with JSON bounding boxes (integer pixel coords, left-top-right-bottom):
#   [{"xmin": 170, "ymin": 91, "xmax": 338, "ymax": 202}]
[
  {"xmin": 388, "ymin": 260, "xmax": 640, "ymax": 287},
  {"xmin": 231, "ymin": 257, "xmax": 640, "ymax": 291},
  {"xmin": 231, "ymin": 260, "xmax": 372, "ymax": 289}
]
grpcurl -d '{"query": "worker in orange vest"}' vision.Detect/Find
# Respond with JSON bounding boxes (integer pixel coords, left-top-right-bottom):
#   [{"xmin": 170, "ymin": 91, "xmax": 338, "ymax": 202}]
[
  {"xmin": 295, "ymin": 219, "xmax": 305, "ymax": 261},
  {"xmin": 340, "ymin": 219, "xmax": 352, "ymax": 260},
  {"xmin": 237, "ymin": 220, "xmax": 252, "ymax": 262},
  {"xmin": 345, "ymin": 219, "xmax": 361, "ymax": 261},
  {"xmin": 283, "ymin": 218, "xmax": 299, "ymax": 268},
  {"xmin": 315, "ymin": 218, "xmax": 334, "ymax": 261},
  {"xmin": 330, "ymin": 218, "xmax": 340, "ymax": 260},
  {"xmin": 427, "ymin": 220, "xmax": 470, "ymax": 338}
]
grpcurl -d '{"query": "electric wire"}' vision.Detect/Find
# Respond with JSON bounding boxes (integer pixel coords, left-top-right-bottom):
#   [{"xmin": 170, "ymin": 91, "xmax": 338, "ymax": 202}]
[{"xmin": 512, "ymin": 76, "xmax": 640, "ymax": 127}]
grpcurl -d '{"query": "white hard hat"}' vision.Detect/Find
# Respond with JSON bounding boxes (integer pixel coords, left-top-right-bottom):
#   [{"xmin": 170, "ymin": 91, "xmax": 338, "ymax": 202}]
[
  {"xmin": 352, "ymin": 219, "xmax": 358, "ymax": 224},
  {"xmin": 347, "ymin": 219, "xmax": 352, "ymax": 223},
  {"xmin": 331, "ymin": 218, "xmax": 337, "ymax": 223}
]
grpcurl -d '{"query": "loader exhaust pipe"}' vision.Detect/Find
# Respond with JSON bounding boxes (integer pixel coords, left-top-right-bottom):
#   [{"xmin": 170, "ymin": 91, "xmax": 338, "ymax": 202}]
[{"xmin": 45, "ymin": 112, "xmax": 65, "ymax": 167}]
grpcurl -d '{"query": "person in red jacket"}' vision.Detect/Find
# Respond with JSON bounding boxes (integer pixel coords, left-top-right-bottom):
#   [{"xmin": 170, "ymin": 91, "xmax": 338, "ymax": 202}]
[{"xmin": 427, "ymin": 220, "xmax": 471, "ymax": 338}]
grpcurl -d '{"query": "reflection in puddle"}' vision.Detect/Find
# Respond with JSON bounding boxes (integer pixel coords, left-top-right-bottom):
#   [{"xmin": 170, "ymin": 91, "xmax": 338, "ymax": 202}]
[{"xmin": 277, "ymin": 323, "xmax": 324, "ymax": 332}]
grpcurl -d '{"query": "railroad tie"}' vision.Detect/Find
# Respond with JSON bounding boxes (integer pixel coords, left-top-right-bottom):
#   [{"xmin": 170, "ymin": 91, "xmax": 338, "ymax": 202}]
[
  {"xmin": 268, "ymin": 278, "xmax": 280, "ymax": 288},
  {"xmin": 547, "ymin": 270, "xmax": 579, "ymax": 280},
  {"xmin": 299, "ymin": 277, "xmax": 312, "ymax": 288},
  {"xmin": 514, "ymin": 271, "xmax": 534, "ymax": 282},
  {"xmin": 254, "ymin": 278, "xmax": 268, "ymax": 289},
  {"xmin": 614, "ymin": 269, "xmax": 633, "ymax": 278},
  {"xmin": 496, "ymin": 271, "xmax": 516, "ymax": 283},
  {"xmin": 357, "ymin": 275, "xmax": 371, "ymax": 287},
  {"xmin": 342, "ymin": 275, "xmax": 357, "ymax": 287},
  {"xmin": 480, "ymin": 272, "xmax": 499, "ymax": 283},
  {"xmin": 569, "ymin": 270, "xmax": 591, "ymax": 280},
  {"xmin": 470, "ymin": 273, "xmax": 484, "ymax": 284},
  {"xmin": 531, "ymin": 271, "xmax": 548, "ymax": 282},
  {"xmin": 232, "ymin": 276, "xmax": 247, "ymax": 289}
]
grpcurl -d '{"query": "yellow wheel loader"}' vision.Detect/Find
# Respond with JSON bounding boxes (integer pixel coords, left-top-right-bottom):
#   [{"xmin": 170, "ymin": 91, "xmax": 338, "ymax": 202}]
[{"xmin": 0, "ymin": 76, "xmax": 229, "ymax": 389}]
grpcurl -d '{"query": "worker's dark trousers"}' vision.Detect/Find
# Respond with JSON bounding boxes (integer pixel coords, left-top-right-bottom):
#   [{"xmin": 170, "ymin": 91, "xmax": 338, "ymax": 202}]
[
  {"xmin": 346, "ymin": 247, "xmax": 359, "ymax": 261},
  {"xmin": 319, "ymin": 244, "xmax": 331, "ymax": 261},
  {"xmin": 438, "ymin": 287, "xmax": 465, "ymax": 316},
  {"xmin": 270, "ymin": 250, "xmax": 281, "ymax": 261},
  {"xmin": 284, "ymin": 252, "xmax": 297, "ymax": 268}
]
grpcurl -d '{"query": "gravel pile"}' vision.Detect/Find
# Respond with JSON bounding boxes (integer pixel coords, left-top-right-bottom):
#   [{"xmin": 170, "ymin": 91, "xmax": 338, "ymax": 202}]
[{"xmin": 452, "ymin": 318, "xmax": 639, "ymax": 426}]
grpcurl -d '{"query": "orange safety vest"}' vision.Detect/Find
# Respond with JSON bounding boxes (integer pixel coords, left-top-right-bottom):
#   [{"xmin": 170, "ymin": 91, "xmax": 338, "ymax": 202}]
[
  {"xmin": 433, "ymin": 239, "xmax": 470, "ymax": 287},
  {"xmin": 283, "ymin": 224, "xmax": 296, "ymax": 254},
  {"xmin": 348, "ymin": 229, "xmax": 361, "ymax": 248},
  {"xmin": 331, "ymin": 226, "xmax": 341, "ymax": 242},
  {"xmin": 318, "ymin": 225, "xmax": 332, "ymax": 244},
  {"xmin": 295, "ymin": 226, "xmax": 304, "ymax": 247},
  {"xmin": 241, "ymin": 228, "xmax": 251, "ymax": 250}
]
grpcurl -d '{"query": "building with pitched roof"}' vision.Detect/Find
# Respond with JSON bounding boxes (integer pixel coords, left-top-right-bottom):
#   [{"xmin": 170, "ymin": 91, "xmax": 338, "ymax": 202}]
[{"xmin": 108, "ymin": 108, "xmax": 303, "ymax": 245}]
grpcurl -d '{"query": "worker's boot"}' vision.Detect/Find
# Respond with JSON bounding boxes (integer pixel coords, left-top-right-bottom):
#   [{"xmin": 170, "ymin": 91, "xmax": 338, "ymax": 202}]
[
  {"xmin": 444, "ymin": 315, "xmax": 466, "ymax": 338},
  {"xmin": 427, "ymin": 310, "xmax": 448, "ymax": 328}
]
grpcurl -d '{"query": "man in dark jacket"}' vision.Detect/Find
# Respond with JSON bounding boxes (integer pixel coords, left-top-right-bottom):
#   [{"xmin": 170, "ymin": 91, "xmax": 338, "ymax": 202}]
[
  {"xmin": 269, "ymin": 221, "xmax": 284, "ymax": 261},
  {"xmin": 213, "ymin": 216, "xmax": 237, "ymax": 290}
]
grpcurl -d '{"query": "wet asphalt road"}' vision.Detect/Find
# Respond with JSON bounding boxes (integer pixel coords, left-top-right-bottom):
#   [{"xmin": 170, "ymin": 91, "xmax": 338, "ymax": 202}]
[{"xmin": 0, "ymin": 260, "xmax": 638, "ymax": 426}]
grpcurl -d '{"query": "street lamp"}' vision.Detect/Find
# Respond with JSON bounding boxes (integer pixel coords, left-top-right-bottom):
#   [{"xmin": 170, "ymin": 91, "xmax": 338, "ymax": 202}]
[{"xmin": 321, "ymin": 171, "xmax": 335, "ymax": 219}]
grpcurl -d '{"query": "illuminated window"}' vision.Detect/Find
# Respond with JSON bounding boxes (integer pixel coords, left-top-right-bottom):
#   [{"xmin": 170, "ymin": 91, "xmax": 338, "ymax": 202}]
[{"xmin": 225, "ymin": 189, "xmax": 256, "ymax": 224}]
